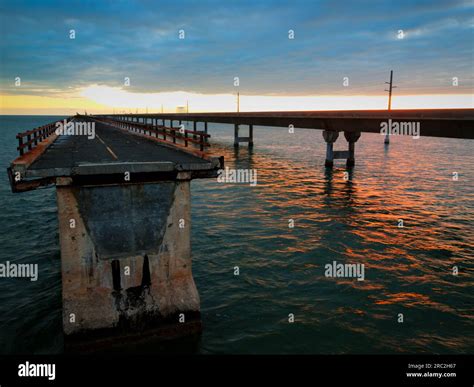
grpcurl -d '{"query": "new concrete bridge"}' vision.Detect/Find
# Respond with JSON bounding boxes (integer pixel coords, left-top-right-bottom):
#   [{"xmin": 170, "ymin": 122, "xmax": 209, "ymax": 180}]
[
  {"xmin": 96, "ymin": 108, "xmax": 474, "ymax": 167},
  {"xmin": 6, "ymin": 108, "xmax": 474, "ymax": 349}
]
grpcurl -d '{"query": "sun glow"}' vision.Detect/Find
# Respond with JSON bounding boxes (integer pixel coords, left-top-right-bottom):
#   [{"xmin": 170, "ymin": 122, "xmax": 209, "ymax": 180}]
[
  {"xmin": 81, "ymin": 85, "xmax": 474, "ymax": 112},
  {"xmin": 0, "ymin": 85, "xmax": 472, "ymax": 115}
]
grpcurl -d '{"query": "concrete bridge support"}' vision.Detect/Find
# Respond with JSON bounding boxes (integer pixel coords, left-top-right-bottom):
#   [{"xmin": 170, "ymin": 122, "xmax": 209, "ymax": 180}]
[
  {"xmin": 322, "ymin": 130, "xmax": 339, "ymax": 167},
  {"xmin": 344, "ymin": 131, "xmax": 361, "ymax": 167},
  {"xmin": 234, "ymin": 124, "xmax": 254, "ymax": 147},
  {"xmin": 56, "ymin": 176, "xmax": 200, "ymax": 347},
  {"xmin": 322, "ymin": 130, "xmax": 361, "ymax": 167}
]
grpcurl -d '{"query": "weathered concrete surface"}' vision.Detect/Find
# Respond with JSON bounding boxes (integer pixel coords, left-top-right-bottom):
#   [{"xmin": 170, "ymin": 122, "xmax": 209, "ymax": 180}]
[
  {"xmin": 344, "ymin": 131, "xmax": 361, "ymax": 167},
  {"xmin": 322, "ymin": 130, "xmax": 339, "ymax": 167},
  {"xmin": 57, "ymin": 179, "xmax": 200, "ymax": 343}
]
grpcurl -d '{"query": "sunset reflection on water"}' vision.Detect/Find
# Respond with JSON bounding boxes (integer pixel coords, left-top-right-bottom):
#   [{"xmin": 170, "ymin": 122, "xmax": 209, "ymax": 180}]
[{"xmin": 192, "ymin": 123, "xmax": 474, "ymax": 354}]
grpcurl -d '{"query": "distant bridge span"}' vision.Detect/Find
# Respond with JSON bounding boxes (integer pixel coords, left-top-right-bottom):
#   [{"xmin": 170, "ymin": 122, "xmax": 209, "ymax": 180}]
[
  {"xmin": 96, "ymin": 108, "xmax": 474, "ymax": 140},
  {"xmin": 96, "ymin": 108, "xmax": 474, "ymax": 167}
]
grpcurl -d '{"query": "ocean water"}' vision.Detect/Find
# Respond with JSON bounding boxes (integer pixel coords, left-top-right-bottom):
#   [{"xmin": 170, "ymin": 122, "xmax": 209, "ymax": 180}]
[{"xmin": 0, "ymin": 115, "xmax": 473, "ymax": 354}]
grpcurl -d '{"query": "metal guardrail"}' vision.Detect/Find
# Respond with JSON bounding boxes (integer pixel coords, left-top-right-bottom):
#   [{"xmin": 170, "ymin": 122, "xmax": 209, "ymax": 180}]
[
  {"xmin": 16, "ymin": 117, "xmax": 73, "ymax": 156},
  {"xmin": 15, "ymin": 115, "xmax": 210, "ymax": 158},
  {"xmin": 95, "ymin": 117, "xmax": 211, "ymax": 151}
]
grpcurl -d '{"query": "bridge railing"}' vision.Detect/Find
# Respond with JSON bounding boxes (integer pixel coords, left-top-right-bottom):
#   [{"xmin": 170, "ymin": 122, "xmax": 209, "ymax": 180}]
[
  {"xmin": 97, "ymin": 117, "xmax": 211, "ymax": 151},
  {"xmin": 16, "ymin": 117, "xmax": 73, "ymax": 156}
]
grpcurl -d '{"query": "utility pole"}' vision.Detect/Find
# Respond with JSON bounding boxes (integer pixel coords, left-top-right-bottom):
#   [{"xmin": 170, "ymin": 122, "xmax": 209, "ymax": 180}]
[
  {"xmin": 161, "ymin": 104, "xmax": 163, "ymax": 113},
  {"xmin": 237, "ymin": 92, "xmax": 240, "ymax": 113},
  {"xmin": 186, "ymin": 100, "xmax": 189, "ymax": 113},
  {"xmin": 384, "ymin": 70, "xmax": 397, "ymax": 144}
]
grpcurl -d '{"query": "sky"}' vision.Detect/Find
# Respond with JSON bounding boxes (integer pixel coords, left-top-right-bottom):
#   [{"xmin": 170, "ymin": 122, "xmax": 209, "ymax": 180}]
[{"xmin": 0, "ymin": 0, "xmax": 473, "ymax": 114}]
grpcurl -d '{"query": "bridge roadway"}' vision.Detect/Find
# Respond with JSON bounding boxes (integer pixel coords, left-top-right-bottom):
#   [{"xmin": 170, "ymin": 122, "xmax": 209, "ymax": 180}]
[{"xmin": 8, "ymin": 117, "xmax": 222, "ymax": 192}]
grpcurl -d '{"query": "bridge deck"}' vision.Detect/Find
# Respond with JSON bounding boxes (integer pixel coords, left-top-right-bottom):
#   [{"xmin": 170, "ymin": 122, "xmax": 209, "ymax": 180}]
[
  {"xmin": 29, "ymin": 122, "xmax": 209, "ymax": 170},
  {"xmin": 105, "ymin": 108, "xmax": 474, "ymax": 139},
  {"xmin": 9, "ymin": 120, "xmax": 222, "ymax": 192}
]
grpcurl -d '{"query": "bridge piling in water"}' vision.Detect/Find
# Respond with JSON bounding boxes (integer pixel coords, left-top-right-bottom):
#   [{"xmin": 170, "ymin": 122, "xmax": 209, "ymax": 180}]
[
  {"xmin": 233, "ymin": 124, "xmax": 254, "ymax": 147},
  {"xmin": 323, "ymin": 130, "xmax": 361, "ymax": 168},
  {"xmin": 344, "ymin": 131, "xmax": 361, "ymax": 167},
  {"xmin": 56, "ymin": 174, "xmax": 202, "ymax": 346},
  {"xmin": 322, "ymin": 130, "xmax": 339, "ymax": 167},
  {"xmin": 234, "ymin": 124, "xmax": 239, "ymax": 147}
]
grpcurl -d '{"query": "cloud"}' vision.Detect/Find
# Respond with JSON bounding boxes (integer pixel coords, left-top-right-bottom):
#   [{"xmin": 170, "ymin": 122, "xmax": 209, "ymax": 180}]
[{"xmin": 0, "ymin": 0, "xmax": 472, "ymax": 98}]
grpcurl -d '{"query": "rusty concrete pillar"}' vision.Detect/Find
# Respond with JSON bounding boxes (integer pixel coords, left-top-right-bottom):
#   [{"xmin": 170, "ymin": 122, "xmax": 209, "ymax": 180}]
[
  {"xmin": 344, "ymin": 131, "xmax": 361, "ymax": 167},
  {"xmin": 322, "ymin": 130, "xmax": 339, "ymax": 167},
  {"xmin": 56, "ymin": 177, "xmax": 200, "ymax": 347}
]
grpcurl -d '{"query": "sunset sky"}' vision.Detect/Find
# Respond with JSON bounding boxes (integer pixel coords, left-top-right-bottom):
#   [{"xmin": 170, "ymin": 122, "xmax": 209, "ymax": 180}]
[{"xmin": 0, "ymin": 0, "xmax": 473, "ymax": 115}]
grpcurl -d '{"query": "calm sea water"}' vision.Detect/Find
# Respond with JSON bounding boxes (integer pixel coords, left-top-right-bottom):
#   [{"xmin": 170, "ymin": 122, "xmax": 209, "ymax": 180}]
[{"xmin": 0, "ymin": 115, "xmax": 473, "ymax": 354}]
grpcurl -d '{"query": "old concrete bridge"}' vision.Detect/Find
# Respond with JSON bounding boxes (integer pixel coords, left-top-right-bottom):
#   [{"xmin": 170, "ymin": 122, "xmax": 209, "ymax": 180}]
[
  {"xmin": 7, "ymin": 108, "xmax": 474, "ymax": 348},
  {"xmin": 8, "ymin": 115, "xmax": 223, "ymax": 349}
]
